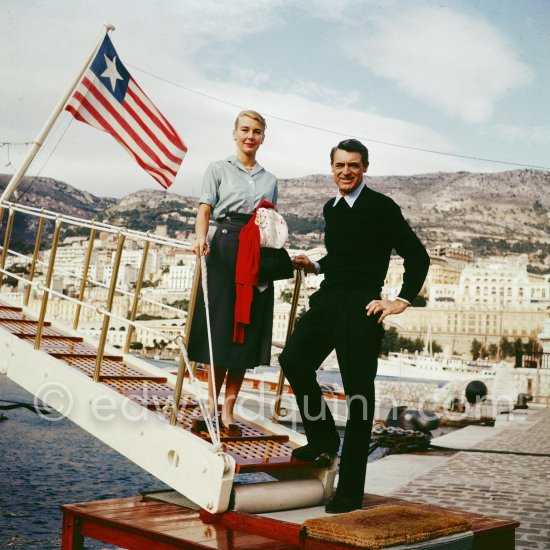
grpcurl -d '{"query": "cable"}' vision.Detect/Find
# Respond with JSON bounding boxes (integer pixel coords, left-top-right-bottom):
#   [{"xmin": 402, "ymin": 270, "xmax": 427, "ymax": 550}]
[
  {"xmin": 0, "ymin": 142, "xmax": 34, "ymax": 147},
  {"xmin": 129, "ymin": 63, "xmax": 550, "ymax": 172},
  {"xmin": 15, "ymin": 117, "xmax": 74, "ymax": 201}
]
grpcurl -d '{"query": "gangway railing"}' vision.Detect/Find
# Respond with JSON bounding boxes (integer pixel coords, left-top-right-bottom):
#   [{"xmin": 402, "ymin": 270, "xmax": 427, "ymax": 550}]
[
  {"xmin": 0, "ymin": 201, "xmax": 190, "ymax": 354},
  {"xmin": 0, "ymin": 199, "xmax": 303, "ymax": 426},
  {"xmin": 0, "ymin": 199, "xmax": 337, "ymax": 513},
  {"xmin": 0, "ymin": 200, "xmax": 219, "ymax": 437}
]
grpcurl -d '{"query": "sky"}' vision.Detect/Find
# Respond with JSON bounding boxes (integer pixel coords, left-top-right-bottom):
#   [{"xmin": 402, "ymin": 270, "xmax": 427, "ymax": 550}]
[{"xmin": 1, "ymin": 0, "xmax": 549, "ymax": 199}]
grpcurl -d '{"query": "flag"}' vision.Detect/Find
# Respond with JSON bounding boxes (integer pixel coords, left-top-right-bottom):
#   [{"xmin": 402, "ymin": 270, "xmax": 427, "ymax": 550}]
[{"xmin": 65, "ymin": 35, "xmax": 186, "ymax": 189}]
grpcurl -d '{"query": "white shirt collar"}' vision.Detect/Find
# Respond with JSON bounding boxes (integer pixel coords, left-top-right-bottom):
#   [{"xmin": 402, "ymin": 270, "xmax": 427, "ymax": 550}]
[{"xmin": 333, "ymin": 181, "xmax": 365, "ymax": 208}]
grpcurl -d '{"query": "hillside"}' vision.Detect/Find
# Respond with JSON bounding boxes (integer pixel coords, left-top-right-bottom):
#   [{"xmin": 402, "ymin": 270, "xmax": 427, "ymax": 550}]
[
  {"xmin": 276, "ymin": 170, "xmax": 550, "ymax": 270},
  {"xmin": 1, "ymin": 170, "xmax": 548, "ymax": 271},
  {"xmin": 0, "ymin": 175, "xmax": 117, "ymax": 251}
]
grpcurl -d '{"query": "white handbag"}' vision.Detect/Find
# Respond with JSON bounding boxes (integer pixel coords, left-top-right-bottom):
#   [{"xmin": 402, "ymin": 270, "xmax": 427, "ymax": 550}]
[{"xmin": 255, "ymin": 207, "xmax": 289, "ymax": 249}]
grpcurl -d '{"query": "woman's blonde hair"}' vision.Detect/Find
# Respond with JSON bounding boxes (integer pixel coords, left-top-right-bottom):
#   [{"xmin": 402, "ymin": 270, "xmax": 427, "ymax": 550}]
[{"xmin": 234, "ymin": 110, "xmax": 267, "ymax": 131}]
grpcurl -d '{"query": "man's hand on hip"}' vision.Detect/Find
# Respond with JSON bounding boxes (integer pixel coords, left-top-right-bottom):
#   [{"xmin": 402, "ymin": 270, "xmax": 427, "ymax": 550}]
[{"xmin": 366, "ymin": 299, "xmax": 408, "ymax": 323}]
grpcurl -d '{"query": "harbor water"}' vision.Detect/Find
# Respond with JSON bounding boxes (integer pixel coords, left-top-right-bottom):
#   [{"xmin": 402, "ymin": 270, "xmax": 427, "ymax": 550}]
[{"xmin": 0, "ymin": 375, "xmax": 164, "ymax": 549}]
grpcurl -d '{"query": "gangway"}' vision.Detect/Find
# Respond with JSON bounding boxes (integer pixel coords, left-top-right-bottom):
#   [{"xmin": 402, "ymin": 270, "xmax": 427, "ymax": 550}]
[{"xmin": 0, "ymin": 202, "xmax": 336, "ymax": 514}]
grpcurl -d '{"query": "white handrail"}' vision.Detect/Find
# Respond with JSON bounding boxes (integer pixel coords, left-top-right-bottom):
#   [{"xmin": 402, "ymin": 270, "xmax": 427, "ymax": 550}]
[{"xmin": 0, "ymin": 199, "xmax": 194, "ymax": 250}]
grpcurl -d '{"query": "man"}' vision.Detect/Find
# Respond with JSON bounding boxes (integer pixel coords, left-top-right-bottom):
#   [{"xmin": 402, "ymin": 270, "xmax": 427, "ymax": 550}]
[{"xmin": 279, "ymin": 139, "xmax": 430, "ymax": 514}]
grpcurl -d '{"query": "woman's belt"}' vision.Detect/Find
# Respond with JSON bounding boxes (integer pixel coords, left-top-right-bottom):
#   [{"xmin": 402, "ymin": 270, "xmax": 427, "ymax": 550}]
[{"xmin": 218, "ymin": 212, "xmax": 252, "ymax": 223}]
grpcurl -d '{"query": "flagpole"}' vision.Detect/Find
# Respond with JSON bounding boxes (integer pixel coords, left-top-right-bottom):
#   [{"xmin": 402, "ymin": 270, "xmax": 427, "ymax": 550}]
[{"xmin": 0, "ymin": 22, "xmax": 116, "ymax": 202}]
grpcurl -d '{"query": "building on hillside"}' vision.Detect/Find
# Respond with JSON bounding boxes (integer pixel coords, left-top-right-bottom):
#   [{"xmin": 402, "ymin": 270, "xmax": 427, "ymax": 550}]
[
  {"xmin": 272, "ymin": 302, "xmax": 292, "ymax": 344},
  {"xmin": 79, "ymin": 317, "xmax": 186, "ymax": 352},
  {"xmin": 386, "ymin": 255, "xmax": 549, "ymax": 357}
]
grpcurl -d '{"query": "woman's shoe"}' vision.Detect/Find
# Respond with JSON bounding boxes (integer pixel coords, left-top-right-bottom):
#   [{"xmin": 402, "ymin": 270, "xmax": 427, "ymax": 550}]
[
  {"xmin": 220, "ymin": 418, "xmax": 242, "ymax": 437},
  {"xmin": 191, "ymin": 415, "xmax": 208, "ymax": 433}
]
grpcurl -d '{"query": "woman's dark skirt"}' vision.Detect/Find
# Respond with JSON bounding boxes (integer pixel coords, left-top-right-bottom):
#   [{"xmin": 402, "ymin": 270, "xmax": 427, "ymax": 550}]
[{"xmin": 187, "ymin": 216, "xmax": 274, "ymax": 370}]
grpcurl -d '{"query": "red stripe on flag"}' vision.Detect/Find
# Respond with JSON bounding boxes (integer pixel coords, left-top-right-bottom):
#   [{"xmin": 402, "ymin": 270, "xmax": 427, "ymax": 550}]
[
  {"xmin": 126, "ymin": 83, "xmax": 186, "ymax": 151},
  {"xmin": 70, "ymin": 90, "xmax": 172, "ymax": 188},
  {"xmin": 121, "ymin": 95, "xmax": 183, "ymax": 165},
  {"xmin": 81, "ymin": 78, "xmax": 178, "ymax": 178}
]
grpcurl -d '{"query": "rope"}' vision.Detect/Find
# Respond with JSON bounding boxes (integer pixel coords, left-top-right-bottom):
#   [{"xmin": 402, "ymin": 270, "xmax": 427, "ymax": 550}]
[
  {"xmin": 200, "ymin": 255, "xmax": 221, "ymax": 442},
  {"xmin": 128, "ymin": 63, "xmax": 550, "ymax": 172},
  {"xmin": 174, "ymin": 337, "xmax": 221, "ymax": 448},
  {"xmin": 15, "ymin": 117, "xmax": 74, "ymax": 201},
  {"xmin": 1, "ymin": 268, "xmax": 175, "ymax": 355}
]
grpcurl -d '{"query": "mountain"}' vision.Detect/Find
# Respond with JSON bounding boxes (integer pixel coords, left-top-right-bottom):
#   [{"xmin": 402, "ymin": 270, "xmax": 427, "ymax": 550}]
[
  {"xmin": 1, "ymin": 170, "xmax": 548, "ymax": 271},
  {"xmin": 276, "ymin": 170, "xmax": 550, "ymax": 270},
  {"xmin": 0, "ymin": 174, "xmax": 116, "ymax": 215},
  {"xmin": 0, "ymin": 175, "xmax": 117, "ymax": 250}
]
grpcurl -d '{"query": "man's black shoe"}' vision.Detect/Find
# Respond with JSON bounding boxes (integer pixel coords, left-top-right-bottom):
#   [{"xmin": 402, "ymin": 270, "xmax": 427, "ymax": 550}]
[
  {"xmin": 325, "ymin": 496, "xmax": 363, "ymax": 514},
  {"xmin": 291, "ymin": 435, "xmax": 340, "ymax": 465}
]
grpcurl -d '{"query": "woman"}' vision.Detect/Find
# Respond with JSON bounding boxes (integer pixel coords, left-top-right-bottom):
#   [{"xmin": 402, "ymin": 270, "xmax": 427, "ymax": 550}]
[{"xmin": 188, "ymin": 110, "xmax": 277, "ymax": 437}]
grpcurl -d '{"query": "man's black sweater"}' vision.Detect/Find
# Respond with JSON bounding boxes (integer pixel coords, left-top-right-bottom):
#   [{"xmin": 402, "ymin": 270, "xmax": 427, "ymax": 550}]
[{"xmin": 317, "ymin": 185, "xmax": 430, "ymax": 303}]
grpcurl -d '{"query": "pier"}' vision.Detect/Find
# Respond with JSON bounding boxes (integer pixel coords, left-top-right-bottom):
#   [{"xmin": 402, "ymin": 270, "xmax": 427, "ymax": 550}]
[{"xmin": 366, "ymin": 407, "xmax": 550, "ymax": 549}]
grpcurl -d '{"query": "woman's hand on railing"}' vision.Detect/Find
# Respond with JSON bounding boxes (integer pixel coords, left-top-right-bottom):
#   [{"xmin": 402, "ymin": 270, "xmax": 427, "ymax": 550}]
[{"xmin": 192, "ymin": 237, "xmax": 210, "ymax": 256}]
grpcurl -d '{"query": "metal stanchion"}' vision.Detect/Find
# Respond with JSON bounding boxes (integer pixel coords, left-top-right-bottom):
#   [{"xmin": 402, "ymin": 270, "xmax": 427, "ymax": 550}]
[
  {"xmin": 272, "ymin": 270, "xmax": 302, "ymax": 424},
  {"xmin": 0, "ymin": 208, "xmax": 15, "ymax": 289},
  {"xmin": 34, "ymin": 219, "xmax": 63, "ymax": 350},
  {"xmin": 93, "ymin": 231, "xmax": 126, "ymax": 382},
  {"xmin": 123, "ymin": 239, "xmax": 150, "ymax": 354},
  {"xmin": 170, "ymin": 257, "xmax": 201, "ymax": 426},
  {"xmin": 23, "ymin": 213, "xmax": 45, "ymax": 306},
  {"xmin": 73, "ymin": 222, "xmax": 97, "ymax": 330}
]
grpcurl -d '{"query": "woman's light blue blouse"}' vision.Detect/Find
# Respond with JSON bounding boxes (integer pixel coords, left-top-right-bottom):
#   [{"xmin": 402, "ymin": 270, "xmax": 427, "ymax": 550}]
[{"xmin": 199, "ymin": 156, "xmax": 278, "ymax": 221}]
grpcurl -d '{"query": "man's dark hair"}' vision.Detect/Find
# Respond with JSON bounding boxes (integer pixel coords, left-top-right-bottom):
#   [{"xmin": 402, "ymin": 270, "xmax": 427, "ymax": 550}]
[{"xmin": 330, "ymin": 139, "xmax": 369, "ymax": 165}]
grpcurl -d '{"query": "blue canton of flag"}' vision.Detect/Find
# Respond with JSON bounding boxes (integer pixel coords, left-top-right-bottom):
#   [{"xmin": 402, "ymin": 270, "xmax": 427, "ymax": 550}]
[
  {"xmin": 65, "ymin": 35, "xmax": 186, "ymax": 189},
  {"xmin": 90, "ymin": 36, "xmax": 130, "ymax": 103}
]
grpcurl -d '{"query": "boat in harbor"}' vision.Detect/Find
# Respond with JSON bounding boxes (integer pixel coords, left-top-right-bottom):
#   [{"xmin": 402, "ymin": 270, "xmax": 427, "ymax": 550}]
[
  {"xmin": 321, "ymin": 350, "xmax": 498, "ymax": 381},
  {"xmin": 378, "ymin": 351, "xmax": 498, "ymax": 381}
]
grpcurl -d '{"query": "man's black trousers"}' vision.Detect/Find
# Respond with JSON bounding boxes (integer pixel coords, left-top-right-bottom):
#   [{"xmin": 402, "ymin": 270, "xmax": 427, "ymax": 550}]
[{"xmin": 279, "ymin": 287, "xmax": 384, "ymax": 500}]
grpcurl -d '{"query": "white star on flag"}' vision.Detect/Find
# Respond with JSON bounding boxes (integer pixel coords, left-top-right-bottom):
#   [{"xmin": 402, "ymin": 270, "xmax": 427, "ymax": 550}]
[{"xmin": 101, "ymin": 54, "xmax": 123, "ymax": 92}]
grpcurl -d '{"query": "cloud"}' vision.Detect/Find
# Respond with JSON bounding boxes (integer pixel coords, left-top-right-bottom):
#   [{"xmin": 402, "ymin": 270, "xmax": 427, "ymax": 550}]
[
  {"xmin": 479, "ymin": 124, "xmax": 550, "ymax": 144},
  {"xmin": 0, "ymin": 1, "xmax": 496, "ymax": 200},
  {"xmin": 344, "ymin": 5, "xmax": 533, "ymax": 124}
]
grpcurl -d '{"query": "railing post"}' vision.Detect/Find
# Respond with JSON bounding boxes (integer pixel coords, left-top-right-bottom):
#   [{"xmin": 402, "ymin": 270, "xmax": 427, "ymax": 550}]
[
  {"xmin": 93, "ymin": 231, "xmax": 126, "ymax": 382},
  {"xmin": 34, "ymin": 218, "xmax": 63, "ymax": 350},
  {"xmin": 0, "ymin": 207, "xmax": 16, "ymax": 289},
  {"xmin": 123, "ymin": 238, "xmax": 150, "ymax": 354},
  {"xmin": 272, "ymin": 269, "xmax": 302, "ymax": 424},
  {"xmin": 170, "ymin": 257, "xmax": 201, "ymax": 426},
  {"xmin": 73, "ymin": 222, "xmax": 97, "ymax": 330},
  {"xmin": 23, "ymin": 212, "xmax": 45, "ymax": 306}
]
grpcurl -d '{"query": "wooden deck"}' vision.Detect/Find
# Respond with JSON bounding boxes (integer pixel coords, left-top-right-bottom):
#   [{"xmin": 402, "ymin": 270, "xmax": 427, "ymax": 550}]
[{"xmin": 61, "ymin": 493, "xmax": 519, "ymax": 549}]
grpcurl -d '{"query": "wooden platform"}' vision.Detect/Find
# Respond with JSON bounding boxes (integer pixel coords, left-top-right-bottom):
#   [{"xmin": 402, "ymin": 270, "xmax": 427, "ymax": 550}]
[
  {"xmin": 0, "ymin": 303, "xmax": 315, "ymax": 474},
  {"xmin": 61, "ymin": 493, "xmax": 519, "ymax": 549}
]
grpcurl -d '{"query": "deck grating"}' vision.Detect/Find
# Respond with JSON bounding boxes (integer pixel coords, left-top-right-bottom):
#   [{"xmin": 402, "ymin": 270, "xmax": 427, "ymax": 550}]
[{"xmin": 0, "ymin": 320, "xmax": 60, "ymax": 336}]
